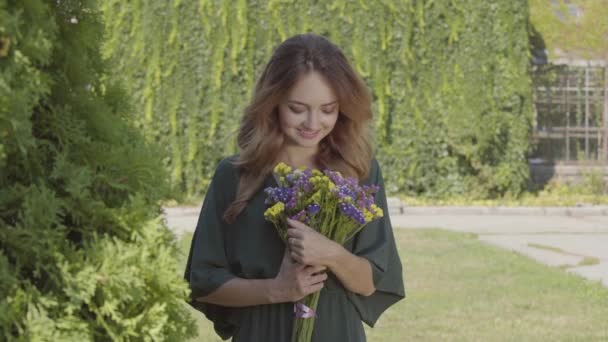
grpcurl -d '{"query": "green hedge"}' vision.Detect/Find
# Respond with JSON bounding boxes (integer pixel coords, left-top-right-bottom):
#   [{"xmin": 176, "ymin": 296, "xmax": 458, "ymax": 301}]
[
  {"xmin": 101, "ymin": 0, "xmax": 533, "ymax": 199},
  {"xmin": 0, "ymin": 1, "xmax": 195, "ymax": 340}
]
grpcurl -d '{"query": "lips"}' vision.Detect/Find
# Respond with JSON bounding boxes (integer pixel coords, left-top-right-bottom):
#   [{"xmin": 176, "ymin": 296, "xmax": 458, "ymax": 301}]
[{"xmin": 298, "ymin": 129, "xmax": 320, "ymax": 139}]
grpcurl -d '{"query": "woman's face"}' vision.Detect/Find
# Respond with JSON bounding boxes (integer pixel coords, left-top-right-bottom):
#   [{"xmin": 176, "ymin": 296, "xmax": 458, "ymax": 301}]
[{"xmin": 277, "ymin": 71, "xmax": 340, "ymax": 149}]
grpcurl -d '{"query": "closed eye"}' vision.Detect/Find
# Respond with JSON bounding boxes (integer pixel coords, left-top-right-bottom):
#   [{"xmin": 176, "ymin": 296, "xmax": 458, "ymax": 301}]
[
  {"xmin": 288, "ymin": 106, "xmax": 305, "ymax": 114},
  {"xmin": 288, "ymin": 105, "xmax": 337, "ymax": 114},
  {"xmin": 323, "ymin": 106, "xmax": 338, "ymax": 114}
]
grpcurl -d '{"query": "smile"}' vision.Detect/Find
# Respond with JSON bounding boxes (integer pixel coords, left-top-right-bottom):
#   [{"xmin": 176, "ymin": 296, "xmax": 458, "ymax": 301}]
[{"xmin": 297, "ymin": 129, "xmax": 320, "ymax": 139}]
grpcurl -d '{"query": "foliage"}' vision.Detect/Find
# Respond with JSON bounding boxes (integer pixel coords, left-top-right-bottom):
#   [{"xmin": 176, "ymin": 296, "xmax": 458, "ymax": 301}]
[
  {"xmin": 0, "ymin": 0, "xmax": 196, "ymax": 340},
  {"xmin": 101, "ymin": 0, "xmax": 533, "ymax": 200},
  {"xmin": 529, "ymin": 0, "xmax": 608, "ymax": 59},
  {"xmin": 401, "ymin": 169, "xmax": 608, "ymax": 206}
]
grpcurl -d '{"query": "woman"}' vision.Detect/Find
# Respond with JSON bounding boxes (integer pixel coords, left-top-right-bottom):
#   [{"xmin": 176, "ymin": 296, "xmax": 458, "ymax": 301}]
[{"xmin": 184, "ymin": 33, "xmax": 405, "ymax": 341}]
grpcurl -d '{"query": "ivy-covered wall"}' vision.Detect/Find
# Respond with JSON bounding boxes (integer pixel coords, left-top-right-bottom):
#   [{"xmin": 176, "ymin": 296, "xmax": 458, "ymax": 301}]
[{"xmin": 101, "ymin": 0, "xmax": 533, "ymax": 199}]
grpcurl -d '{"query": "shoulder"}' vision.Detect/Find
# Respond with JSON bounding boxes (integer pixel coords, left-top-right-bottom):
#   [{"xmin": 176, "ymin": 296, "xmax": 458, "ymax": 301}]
[
  {"xmin": 371, "ymin": 157, "xmax": 380, "ymax": 173},
  {"xmin": 371, "ymin": 157, "xmax": 382, "ymax": 182},
  {"xmin": 216, "ymin": 154, "xmax": 239, "ymax": 172},
  {"xmin": 208, "ymin": 155, "xmax": 240, "ymax": 206},
  {"xmin": 362, "ymin": 156, "xmax": 381, "ymax": 185},
  {"xmin": 212, "ymin": 154, "xmax": 240, "ymax": 184}
]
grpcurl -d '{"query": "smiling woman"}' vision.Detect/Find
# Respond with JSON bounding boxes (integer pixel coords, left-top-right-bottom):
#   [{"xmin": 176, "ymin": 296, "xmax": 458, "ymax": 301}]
[
  {"xmin": 277, "ymin": 71, "xmax": 341, "ymax": 165},
  {"xmin": 184, "ymin": 33, "xmax": 405, "ymax": 342}
]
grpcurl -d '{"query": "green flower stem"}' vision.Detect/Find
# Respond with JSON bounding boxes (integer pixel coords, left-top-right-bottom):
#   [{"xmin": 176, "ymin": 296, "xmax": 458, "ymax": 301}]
[{"xmin": 291, "ymin": 290, "xmax": 322, "ymax": 342}]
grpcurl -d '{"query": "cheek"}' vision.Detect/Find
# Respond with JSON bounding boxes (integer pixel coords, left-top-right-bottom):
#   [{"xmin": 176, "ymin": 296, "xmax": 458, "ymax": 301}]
[
  {"xmin": 324, "ymin": 114, "xmax": 340, "ymax": 130},
  {"xmin": 278, "ymin": 109, "xmax": 299, "ymax": 130}
]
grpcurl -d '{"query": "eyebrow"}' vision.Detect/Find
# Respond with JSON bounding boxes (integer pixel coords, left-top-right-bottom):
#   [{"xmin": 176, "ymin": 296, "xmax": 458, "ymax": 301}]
[{"xmin": 287, "ymin": 100, "xmax": 338, "ymax": 107}]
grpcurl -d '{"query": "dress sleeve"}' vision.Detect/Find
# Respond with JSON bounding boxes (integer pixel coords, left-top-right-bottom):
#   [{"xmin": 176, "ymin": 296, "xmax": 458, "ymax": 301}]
[
  {"xmin": 346, "ymin": 158, "xmax": 406, "ymax": 328},
  {"xmin": 183, "ymin": 157, "xmax": 239, "ymax": 340}
]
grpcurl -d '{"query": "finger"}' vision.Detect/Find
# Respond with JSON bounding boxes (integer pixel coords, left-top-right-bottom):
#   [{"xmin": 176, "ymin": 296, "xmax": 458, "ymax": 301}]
[
  {"xmin": 290, "ymin": 250, "xmax": 304, "ymax": 264},
  {"xmin": 304, "ymin": 264, "xmax": 327, "ymax": 275},
  {"xmin": 287, "ymin": 251, "xmax": 299, "ymax": 264},
  {"xmin": 286, "ymin": 228, "xmax": 304, "ymax": 239},
  {"xmin": 287, "ymin": 218, "xmax": 313, "ymax": 231},
  {"xmin": 308, "ymin": 273, "xmax": 328, "ymax": 285},
  {"xmin": 305, "ymin": 281, "xmax": 324, "ymax": 295},
  {"xmin": 286, "ymin": 218, "xmax": 303, "ymax": 228},
  {"xmin": 290, "ymin": 247, "xmax": 304, "ymax": 258},
  {"xmin": 290, "ymin": 245, "xmax": 304, "ymax": 255},
  {"xmin": 288, "ymin": 237, "xmax": 304, "ymax": 248}
]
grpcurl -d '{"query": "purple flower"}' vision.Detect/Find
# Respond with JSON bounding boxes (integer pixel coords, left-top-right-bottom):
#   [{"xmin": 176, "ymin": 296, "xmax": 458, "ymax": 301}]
[
  {"xmin": 286, "ymin": 189, "xmax": 297, "ymax": 209},
  {"xmin": 294, "ymin": 171, "xmax": 313, "ymax": 193},
  {"xmin": 323, "ymin": 170, "xmax": 344, "ymax": 186},
  {"xmin": 337, "ymin": 185, "xmax": 356, "ymax": 199},
  {"xmin": 306, "ymin": 204, "xmax": 320, "ymax": 215},
  {"xmin": 338, "ymin": 202, "xmax": 366, "ymax": 225},
  {"xmin": 264, "ymin": 186, "xmax": 294, "ymax": 205},
  {"xmin": 290, "ymin": 209, "xmax": 308, "ymax": 223},
  {"xmin": 286, "ymin": 173, "xmax": 297, "ymax": 185}
]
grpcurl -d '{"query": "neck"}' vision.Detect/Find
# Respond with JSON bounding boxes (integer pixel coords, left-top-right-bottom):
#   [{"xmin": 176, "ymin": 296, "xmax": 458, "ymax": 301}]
[{"xmin": 278, "ymin": 144, "xmax": 320, "ymax": 169}]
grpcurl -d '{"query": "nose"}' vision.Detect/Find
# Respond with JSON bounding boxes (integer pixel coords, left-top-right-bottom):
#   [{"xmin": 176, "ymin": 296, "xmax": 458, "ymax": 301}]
[{"xmin": 304, "ymin": 111, "xmax": 321, "ymax": 130}]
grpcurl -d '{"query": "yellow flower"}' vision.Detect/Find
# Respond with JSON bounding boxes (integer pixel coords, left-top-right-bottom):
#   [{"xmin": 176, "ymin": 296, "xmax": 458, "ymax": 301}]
[
  {"xmin": 370, "ymin": 204, "xmax": 384, "ymax": 218},
  {"xmin": 264, "ymin": 202, "xmax": 285, "ymax": 219},
  {"xmin": 310, "ymin": 176, "xmax": 323, "ymax": 188},
  {"xmin": 274, "ymin": 162, "xmax": 292, "ymax": 176},
  {"xmin": 312, "ymin": 169, "xmax": 323, "ymax": 177},
  {"xmin": 363, "ymin": 208, "xmax": 374, "ymax": 222},
  {"xmin": 311, "ymin": 175, "xmax": 330, "ymax": 191},
  {"xmin": 311, "ymin": 191, "xmax": 322, "ymax": 203}
]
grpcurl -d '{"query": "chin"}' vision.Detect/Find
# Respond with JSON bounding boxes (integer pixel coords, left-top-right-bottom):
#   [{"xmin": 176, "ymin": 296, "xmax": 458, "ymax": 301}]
[{"xmin": 294, "ymin": 138, "xmax": 319, "ymax": 148}]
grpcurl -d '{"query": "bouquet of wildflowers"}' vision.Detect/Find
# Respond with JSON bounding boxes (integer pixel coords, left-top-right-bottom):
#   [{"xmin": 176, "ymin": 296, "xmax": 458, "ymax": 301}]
[{"xmin": 263, "ymin": 162, "xmax": 384, "ymax": 342}]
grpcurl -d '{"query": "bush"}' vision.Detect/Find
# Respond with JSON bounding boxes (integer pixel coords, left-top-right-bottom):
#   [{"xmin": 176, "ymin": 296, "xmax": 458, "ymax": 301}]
[{"xmin": 0, "ymin": 1, "xmax": 196, "ymax": 340}]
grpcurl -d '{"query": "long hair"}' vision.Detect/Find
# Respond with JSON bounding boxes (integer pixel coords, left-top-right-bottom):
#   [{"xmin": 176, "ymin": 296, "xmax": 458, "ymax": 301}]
[{"xmin": 223, "ymin": 33, "xmax": 374, "ymax": 224}]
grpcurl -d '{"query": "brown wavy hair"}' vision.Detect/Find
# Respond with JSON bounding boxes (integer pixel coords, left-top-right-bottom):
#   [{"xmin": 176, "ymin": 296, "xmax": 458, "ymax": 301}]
[{"xmin": 223, "ymin": 33, "xmax": 374, "ymax": 224}]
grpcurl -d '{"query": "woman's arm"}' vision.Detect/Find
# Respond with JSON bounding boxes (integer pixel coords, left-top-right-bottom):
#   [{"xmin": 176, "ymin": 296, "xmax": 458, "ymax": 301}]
[
  {"xmin": 196, "ymin": 277, "xmax": 279, "ymax": 307},
  {"xmin": 326, "ymin": 244, "xmax": 375, "ymax": 296},
  {"xmin": 197, "ymin": 249, "xmax": 327, "ymax": 307},
  {"xmin": 286, "ymin": 218, "xmax": 375, "ymax": 297}
]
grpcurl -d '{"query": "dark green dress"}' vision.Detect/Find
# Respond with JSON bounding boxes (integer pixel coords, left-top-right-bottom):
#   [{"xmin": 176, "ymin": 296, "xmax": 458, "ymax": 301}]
[{"xmin": 184, "ymin": 154, "xmax": 405, "ymax": 341}]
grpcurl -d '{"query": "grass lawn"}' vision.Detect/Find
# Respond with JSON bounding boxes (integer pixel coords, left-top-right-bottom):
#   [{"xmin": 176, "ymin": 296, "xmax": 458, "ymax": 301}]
[{"xmin": 177, "ymin": 228, "xmax": 608, "ymax": 341}]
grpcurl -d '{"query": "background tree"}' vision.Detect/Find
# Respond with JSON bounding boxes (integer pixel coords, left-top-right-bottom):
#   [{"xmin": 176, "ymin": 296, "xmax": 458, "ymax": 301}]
[
  {"xmin": 530, "ymin": 0, "xmax": 608, "ymax": 60},
  {"xmin": 0, "ymin": 1, "xmax": 196, "ymax": 340}
]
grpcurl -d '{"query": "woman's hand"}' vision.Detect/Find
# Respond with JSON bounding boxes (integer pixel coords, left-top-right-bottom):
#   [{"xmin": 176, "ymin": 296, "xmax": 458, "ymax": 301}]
[
  {"xmin": 286, "ymin": 217, "xmax": 342, "ymax": 268},
  {"xmin": 283, "ymin": 218, "xmax": 376, "ymax": 297},
  {"xmin": 271, "ymin": 247, "xmax": 328, "ymax": 303}
]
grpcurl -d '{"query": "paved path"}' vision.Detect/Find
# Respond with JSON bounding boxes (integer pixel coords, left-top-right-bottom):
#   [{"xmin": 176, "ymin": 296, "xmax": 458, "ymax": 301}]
[
  {"xmin": 164, "ymin": 205, "xmax": 608, "ymax": 288},
  {"xmin": 391, "ymin": 214, "xmax": 608, "ymax": 287}
]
